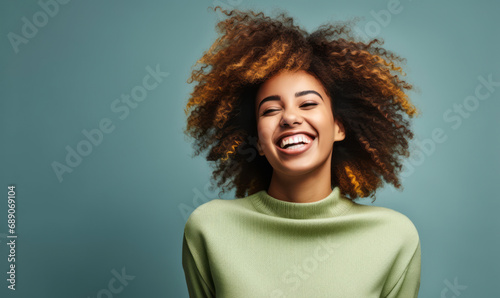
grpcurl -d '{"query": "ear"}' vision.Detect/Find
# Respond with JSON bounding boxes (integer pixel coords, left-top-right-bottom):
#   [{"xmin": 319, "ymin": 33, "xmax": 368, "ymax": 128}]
[
  {"xmin": 334, "ymin": 119, "xmax": 346, "ymax": 142},
  {"xmin": 256, "ymin": 139, "xmax": 265, "ymax": 156}
]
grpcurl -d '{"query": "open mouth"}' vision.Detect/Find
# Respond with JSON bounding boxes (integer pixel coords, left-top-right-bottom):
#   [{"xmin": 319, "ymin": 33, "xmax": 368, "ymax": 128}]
[{"xmin": 275, "ymin": 133, "xmax": 316, "ymax": 154}]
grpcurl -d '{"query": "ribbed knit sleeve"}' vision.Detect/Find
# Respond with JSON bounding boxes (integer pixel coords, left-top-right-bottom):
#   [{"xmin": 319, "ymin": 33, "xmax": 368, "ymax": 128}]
[
  {"xmin": 384, "ymin": 241, "xmax": 422, "ymax": 298},
  {"xmin": 182, "ymin": 235, "xmax": 215, "ymax": 298},
  {"xmin": 182, "ymin": 204, "xmax": 217, "ymax": 298}
]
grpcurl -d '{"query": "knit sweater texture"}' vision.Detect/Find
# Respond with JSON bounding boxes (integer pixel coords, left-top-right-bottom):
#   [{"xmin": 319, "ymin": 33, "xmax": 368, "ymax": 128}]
[{"xmin": 182, "ymin": 186, "xmax": 421, "ymax": 298}]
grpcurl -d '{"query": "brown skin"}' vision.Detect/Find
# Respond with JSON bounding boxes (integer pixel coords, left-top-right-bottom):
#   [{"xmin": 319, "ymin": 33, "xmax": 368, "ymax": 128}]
[
  {"xmin": 184, "ymin": 8, "xmax": 419, "ymax": 200},
  {"xmin": 255, "ymin": 70, "xmax": 345, "ymax": 203}
]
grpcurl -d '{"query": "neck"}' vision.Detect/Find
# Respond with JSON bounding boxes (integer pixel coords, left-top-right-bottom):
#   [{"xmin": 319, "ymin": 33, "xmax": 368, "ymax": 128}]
[{"xmin": 267, "ymin": 155, "xmax": 333, "ymax": 203}]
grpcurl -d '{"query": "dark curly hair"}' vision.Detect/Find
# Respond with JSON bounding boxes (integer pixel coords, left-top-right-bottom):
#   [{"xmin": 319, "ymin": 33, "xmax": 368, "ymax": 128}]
[{"xmin": 183, "ymin": 7, "xmax": 419, "ymax": 201}]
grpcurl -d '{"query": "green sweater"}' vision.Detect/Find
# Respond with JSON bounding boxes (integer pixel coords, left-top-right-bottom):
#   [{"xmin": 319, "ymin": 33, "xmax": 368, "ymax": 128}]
[{"xmin": 182, "ymin": 186, "xmax": 421, "ymax": 297}]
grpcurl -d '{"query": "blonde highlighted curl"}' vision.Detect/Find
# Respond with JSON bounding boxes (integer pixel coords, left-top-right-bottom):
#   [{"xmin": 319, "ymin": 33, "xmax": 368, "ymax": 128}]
[{"xmin": 183, "ymin": 7, "xmax": 419, "ymax": 201}]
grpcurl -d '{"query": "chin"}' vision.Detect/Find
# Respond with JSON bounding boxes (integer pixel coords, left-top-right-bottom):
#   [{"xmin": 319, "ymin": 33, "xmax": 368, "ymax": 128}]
[{"xmin": 274, "ymin": 162, "xmax": 320, "ymax": 176}]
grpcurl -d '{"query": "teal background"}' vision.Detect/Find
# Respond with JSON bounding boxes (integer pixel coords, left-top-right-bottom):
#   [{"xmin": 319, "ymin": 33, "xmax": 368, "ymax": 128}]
[{"xmin": 1, "ymin": 0, "xmax": 499, "ymax": 297}]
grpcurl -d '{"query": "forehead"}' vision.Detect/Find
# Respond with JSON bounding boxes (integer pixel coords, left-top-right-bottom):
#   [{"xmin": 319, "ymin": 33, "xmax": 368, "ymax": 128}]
[{"xmin": 255, "ymin": 70, "xmax": 328, "ymax": 104}]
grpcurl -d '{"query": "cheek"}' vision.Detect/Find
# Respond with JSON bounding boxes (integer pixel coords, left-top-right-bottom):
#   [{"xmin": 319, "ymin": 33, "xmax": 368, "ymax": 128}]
[
  {"xmin": 314, "ymin": 113, "xmax": 336, "ymax": 139},
  {"xmin": 256, "ymin": 120, "xmax": 275, "ymax": 142}
]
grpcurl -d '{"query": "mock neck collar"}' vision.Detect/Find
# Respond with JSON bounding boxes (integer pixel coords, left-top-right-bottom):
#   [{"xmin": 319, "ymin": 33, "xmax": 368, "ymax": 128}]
[{"xmin": 250, "ymin": 186, "xmax": 353, "ymax": 219}]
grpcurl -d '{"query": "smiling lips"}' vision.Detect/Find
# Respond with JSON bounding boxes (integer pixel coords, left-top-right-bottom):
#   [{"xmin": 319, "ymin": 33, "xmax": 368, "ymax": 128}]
[
  {"xmin": 279, "ymin": 134, "xmax": 313, "ymax": 148},
  {"xmin": 275, "ymin": 133, "xmax": 315, "ymax": 155}
]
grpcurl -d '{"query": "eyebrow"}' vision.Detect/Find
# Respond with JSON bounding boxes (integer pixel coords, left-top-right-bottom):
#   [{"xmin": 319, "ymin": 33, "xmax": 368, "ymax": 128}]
[{"xmin": 257, "ymin": 90, "xmax": 323, "ymax": 110}]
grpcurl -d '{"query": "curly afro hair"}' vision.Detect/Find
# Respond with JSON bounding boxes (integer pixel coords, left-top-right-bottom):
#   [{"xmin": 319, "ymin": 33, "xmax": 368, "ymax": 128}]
[{"xmin": 183, "ymin": 7, "xmax": 419, "ymax": 201}]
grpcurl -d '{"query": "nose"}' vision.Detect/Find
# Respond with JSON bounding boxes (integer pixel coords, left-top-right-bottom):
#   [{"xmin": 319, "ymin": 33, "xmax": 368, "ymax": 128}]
[{"xmin": 280, "ymin": 107, "xmax": 303, "ymax": 127}]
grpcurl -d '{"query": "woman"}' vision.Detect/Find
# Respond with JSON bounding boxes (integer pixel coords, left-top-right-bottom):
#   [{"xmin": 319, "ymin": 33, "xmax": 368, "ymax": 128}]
[{"xmin": 182, "ymin": 7, "xmax": 421, "ymax": 298}]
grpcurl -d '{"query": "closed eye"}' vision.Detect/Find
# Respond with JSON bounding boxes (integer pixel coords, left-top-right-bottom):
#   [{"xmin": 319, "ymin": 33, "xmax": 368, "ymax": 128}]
[
  {"xmin": 301, "ymin": 103, "xmax": 317, "ymax": 107},
  {"xmin": 262, "ymin": 109, "xmax": 279, "ymax": 116},
  {"xmin": 262, "ymin": 102, "xmax": 318, "ymax": 116}
]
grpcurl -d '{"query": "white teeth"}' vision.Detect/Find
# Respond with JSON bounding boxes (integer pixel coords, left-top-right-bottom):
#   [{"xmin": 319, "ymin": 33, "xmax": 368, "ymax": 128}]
[
  {"xmin": 279, "ymin": 135, "xmax": 312, "ymax": 149},
  {"xmin": 287, "ymin": 144, "xmax": 305, "ymax": 149}
]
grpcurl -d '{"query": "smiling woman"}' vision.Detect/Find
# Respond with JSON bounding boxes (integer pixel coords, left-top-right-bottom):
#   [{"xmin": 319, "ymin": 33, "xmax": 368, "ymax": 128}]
[
  {"xmin": 254, "ymin": 70, "xmax": 346, "ymax": 203},
  {"xmin": 182, "ymin": 6, "xmax": 421, "ymax": 298}
]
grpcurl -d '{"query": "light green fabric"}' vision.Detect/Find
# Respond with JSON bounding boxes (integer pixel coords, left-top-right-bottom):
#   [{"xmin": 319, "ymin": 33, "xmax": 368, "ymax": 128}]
[{"xmin": 182, "ymin": 186, "xmax": 421, "ymax": 297}]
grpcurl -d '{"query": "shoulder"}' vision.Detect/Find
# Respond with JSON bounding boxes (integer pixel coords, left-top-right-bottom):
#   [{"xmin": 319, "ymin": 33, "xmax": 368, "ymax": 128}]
[
  {"xmin": 183, "ymin": 195, "xmax": 255, "ymax": 237},
  {"xmin": 350, "ymin": 202, "xmax": 420, "ymax": 244}
]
